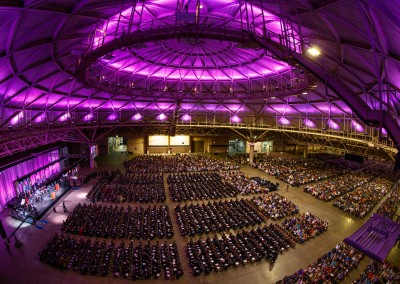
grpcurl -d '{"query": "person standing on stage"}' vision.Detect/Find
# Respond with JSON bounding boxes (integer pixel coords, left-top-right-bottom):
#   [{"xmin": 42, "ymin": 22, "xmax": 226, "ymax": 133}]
[{"xmin": 63, "ymin": 201, "xmax": 68, "ymax": 213}]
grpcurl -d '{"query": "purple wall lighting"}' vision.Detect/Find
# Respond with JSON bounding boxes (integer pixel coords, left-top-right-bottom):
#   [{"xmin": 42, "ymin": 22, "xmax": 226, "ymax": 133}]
[
  {"xmin": 0, "ymin": 150, "xmax": 60, "ymax": 211},
  {"xmin": 158, "ymin": 113, "xmax": 167, "ymax": 121},
  {"xmin": 133, "ymin": 113, "xmax": 142, "ymax": 120},
  {"xmin": 279, "ymin": 116, "xmax": 290, "ymax": 125},
  {"xmin": 303, "ymin": 118, "xmax": 316, "ymax": 128},
  {"xmin": 10, "ymin": 111, "xmax": 23, "ymax": 125},
  {"xmin": 182, "ymin": 114, "xmax": 191, "ymax": 121},
  {"xmin": 108, "ymin": 113, "xmax": 118, "ymax": 121},
  {"xmin": 327, "ymin": 119, "xmax": 340, "ymax": 130},
  {"xmin": 59, "ymin": 112, "xmax": 71, "ymax": 122},
  {"xmin": 231, "ymin": 115, "xmax": 241, "ymax": 123},
  {"xmin": 351, "ymin": 120, "xmax": 364, "ymax": 132},
  {"xmin": 382, "ymin": 128, "xmax": 387, "ymax": 136},
  {"xmin": 84, "ymin": 112, "xmax": 94, "ymax": 121}
]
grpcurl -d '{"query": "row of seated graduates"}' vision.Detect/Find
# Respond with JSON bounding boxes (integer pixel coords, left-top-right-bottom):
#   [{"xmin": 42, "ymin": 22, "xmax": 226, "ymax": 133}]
[
  {"xmin": 167, "ymin": 172, "xmax": 241, "ymax": 202},
  {"xmin": 61, "ymin": 203, "xmax": 174, "ymax": 240},
  {"xmin": 86, "ymin": 171, "xmax": 166, "ymax": 203},
  {"xmin": 333, "ymin": 177, "xmax": 392, "ymax": 218},
  {"xmin": 39, "ymin": 233, "xmax": 183, "ymax": 280},
  {"xmin": 354, "ymin": 260, "xmax": 400, "ymax": 283},
  {"xmin": 218, "ymin": 170, "xmax": 265, "ymax": 195},
  {"xmin": 276, "ymin": 241, "xmax": 364, "ymax": 283},
  {"xmin": 175, "ymin": 199, "xmax": 267, "ymax": 237},
  {"xmin": 124, "ymin": 154, "xmax": 240, "ymax": 175},
  {"xmin": 81, "ymin": 169, "xmax": 109, "ymax": 184},
  {"xmin": 187, "ymin": 223, "xmax": 296, "ymax": 276},
  {"xmin": 254, "ymin": 156, "xmax": 349, "ymax": 186},
  {"xmin": 281, "ymin": 212, "xmax": 329, "ymax": 243},
  {"xmin": 304, "ymin": 171, "xmax": 374, "ymax": 201},
  {"xmin": 251, "ymin": 193, "xmax": 300, "ymax": 220},
  {"xmin": 376, "ymin": 183, "xmax": 400, "ymax": 219}
]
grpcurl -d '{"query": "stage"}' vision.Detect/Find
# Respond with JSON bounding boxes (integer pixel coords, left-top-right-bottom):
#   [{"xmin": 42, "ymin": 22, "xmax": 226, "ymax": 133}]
[{"xmin": 8, "ymin": 185, "xmax": 72, "ymax": 224}]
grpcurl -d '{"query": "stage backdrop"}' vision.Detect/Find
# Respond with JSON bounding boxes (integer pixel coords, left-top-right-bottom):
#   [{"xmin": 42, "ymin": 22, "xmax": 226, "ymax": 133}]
[{"xmin": 0, "ymin": 150, "xmax": 60, "ymax": 211}]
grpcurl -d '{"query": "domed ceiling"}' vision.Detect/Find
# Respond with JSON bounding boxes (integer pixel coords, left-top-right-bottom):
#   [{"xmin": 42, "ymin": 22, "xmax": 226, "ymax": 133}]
[{"xmin": 0, "ymin": 0, "xmax": 399, "ymax": 156}]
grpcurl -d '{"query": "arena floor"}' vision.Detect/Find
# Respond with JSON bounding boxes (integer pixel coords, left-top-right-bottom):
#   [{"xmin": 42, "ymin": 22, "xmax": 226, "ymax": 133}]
[{"xmin": 0, "ymin": 152, "xmax": 399, "ymax": 284}]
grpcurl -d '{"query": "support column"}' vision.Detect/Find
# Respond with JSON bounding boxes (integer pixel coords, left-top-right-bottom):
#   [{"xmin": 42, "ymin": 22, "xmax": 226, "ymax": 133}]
[
  {"xmin": 249, "ymin": 142, "xmax": 255, "ymax": 165},
  {"xmin": 303, "ymin": 144, "xmax": 308, "ymax": 158}
]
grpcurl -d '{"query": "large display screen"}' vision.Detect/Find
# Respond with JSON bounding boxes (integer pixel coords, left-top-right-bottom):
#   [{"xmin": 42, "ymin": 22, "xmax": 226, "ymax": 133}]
[
  {"xmin": 170, "ymin": 135, "xmax": 190, "ymax": 146},
  {"xmin": 148, "ymin": 135, "xmax": 169, "ymax": 146}
]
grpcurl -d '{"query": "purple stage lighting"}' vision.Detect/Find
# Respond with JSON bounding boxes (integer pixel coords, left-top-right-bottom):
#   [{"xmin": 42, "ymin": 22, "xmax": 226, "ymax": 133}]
[
  {"xmin": 84, "ymin": 113, "xmax": 94, "ymax": 121},
  {"xmin": 328, "ymin": 119, "xmax": 340, "ymax": 130},
  {"xmin": 279, "ymin": 116, "xmax": 290, "ymax": 125},
  {"xmin": 133, "ymin": 113, "xmax": 142, "ymax": 120},
  {"xmin": 108, "ymin": 113, "xmax": 118, "ymax": 121},
  {"xmin": 231, "ymin": 115, "xmax": 240, "ymax": 123},
  {"xmin": 158, "ymin": 113, "xmax": 167, "ymax": 121},
  {"xmin": 303, "ymin": 118, "xmax": 316, "ymax": 128},
  {"xmin": 351, "ymin": 120, "xmax": 364, "ymax": 132},
  {"xmin": 59, "ymin": 112, "xmax": 71, "ymax": 121},
  {"xmin": 182, "ymin": 114, "xmax": 191, "ymax": 121}
]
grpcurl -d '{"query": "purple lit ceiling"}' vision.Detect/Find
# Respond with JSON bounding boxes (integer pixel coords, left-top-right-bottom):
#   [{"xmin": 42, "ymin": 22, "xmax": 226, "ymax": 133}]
[{"xmin": 0, "ymin": 0, "xmax": 400, "ymax": 150}]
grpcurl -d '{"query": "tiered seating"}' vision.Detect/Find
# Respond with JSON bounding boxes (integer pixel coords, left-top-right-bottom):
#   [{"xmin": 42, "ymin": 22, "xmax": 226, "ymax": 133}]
[
  {"xmin": 219, "ymin": 170, "xmax": 265, "ymax": 195},
  {"xmin": 61, "ymin": 203, "xmax": 174, "ymax": 240},
  {"xmin": 281, "ymin": 212, "xmax": 329, "ymax": 243},
  {"xmin": 304, "ymin": 172, "xmax": 373, "ymax": 201},
  {"xmin": 124, "ymin": 155, "xmax": 239, "ymax": 174},
  {"xmin": 187, "ymin": 224, "xmax": 294, "ymax": 276},
  {"xmin": 353, "ymin": 260, "xmax": 400, "ymax": 283},
  {"xmin": 250, "ymin": 193, "xmax": 300, "ymax": 220},
  {"xmin": 167, "ymin": 172, "xmax": 240, "ymax": 202},
  {"xmin": 333, "ymin": 178, "xmax": 392, "ymax": 217},
  {"xmin": 376, "ymin": 184, "xmax": 400, "ymax": 219},
  {"xmin": 175, "ymin": 199, "xmax": 266, "ymax": 237},
  {"xmin": 276, "ymin": 242, "xmax": 364, "ymax": 283},
  {"xmin": 39, "ymin": 233, "xmax": 183, "ymax": 280},
  {"xmin": 87, "ymin": 172, "xmax": 165, "ymax": 203},
  {"xmin": 256, "ymin": 157, "xmax": 348, "ymax": 186}
]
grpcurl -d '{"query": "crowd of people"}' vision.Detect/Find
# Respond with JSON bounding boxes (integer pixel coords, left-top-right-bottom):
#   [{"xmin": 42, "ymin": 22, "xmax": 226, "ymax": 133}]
[
  {"xmin": 333, "ymin": 178, "xmax": 392, "ymax": 218},
  {"xmin": 376, "ymin": 184, "xmax": 400, "ymax": 219},
  {"xmin": 281, "ymin": 212, "xmax": 329, "ymax": 243},
  {"xmin": 124, "ymin": 155, "xmax": 239, "ymax": 174},
  {"xmin": 276, "ymin": 242, "xmax": 364, "ymax": 283},
  {"xmin": 353, "ymin": 260, "xmax": 400, "ymax": 283},
  {"xmin": 86, "ymin": 172, "xmax": 166, "ymax": 203},
  {"xmin": 251, "ymin": 193, "xmax": 300, "ymax": 220},
  {"xmin": 39, "ymin": 233, "xmax": 183, "ymax": 280},
  {"xmin": 255, "ymin": 157, "xmax": 348, "ymax": 186},
  {"xmin": 81, "ymin": 170, "xmax": 109, "ymax": 185},
  {"xmin": 218, "ymin": 170, "xmax": 266, "ymax": 195},
  {"xmin": 174, "ymin": 199, "xmax": 266, "ymax": 237},
  {"xmin": 187, "ymin": 224, "xmax": 294, "ymax": 276},
  {"xmin": 167, "ymin": 172, "xmax": 240, "ymax": 202},
  {"xmin": 61, "ymin": 203, "xmax": 174, "ymax": 240},
  {"xmin": 304, "ymin": 172, "xmax": 373, "ymax": 201}
]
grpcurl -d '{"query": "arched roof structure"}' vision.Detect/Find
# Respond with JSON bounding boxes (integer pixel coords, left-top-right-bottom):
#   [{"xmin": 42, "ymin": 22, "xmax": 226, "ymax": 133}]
[{"xmin": 1, "ymin": 0, "xmax": 400, "ymax": 158}]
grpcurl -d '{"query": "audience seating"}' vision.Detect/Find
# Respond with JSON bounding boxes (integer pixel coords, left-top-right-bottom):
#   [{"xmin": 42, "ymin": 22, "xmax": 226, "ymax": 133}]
[
  {"xmin": 175, "ymin": 199, "xmax": 267, "ymax": 237},
  {"xmin": 61, "ymin": 203, "xmax": 174, "ymax": 240},
  {"xmin": 251, "ymin": 193, "xmax": 300, "ymax": 220},
  {"xmin": 276, "ymin": 242, "xmax": 364, "ymax": 283},
  {"xmin": 87, "ymin": 172, "xmax": 166, "ymax": 203},
  {"xmin": 333, "ymin": 178, "xmax": 392, "ymax": 218},
  {"xmin": 39, "ymin": 233, "xmax": 183, "ymax": 280},
  {"xmin": 167, "ymin": 172, "xmax": 240, "ymax": 202},
  {"xmin": 187, "ymin": 224, "xmax": 294, "ymax": 276},
  {"xmin": 281, "ymin": 212, "xmax": 329, "ymax": 243},
  {"xmin": 353, "ymin": 260, "xmax": 400, "ymax": 283}
]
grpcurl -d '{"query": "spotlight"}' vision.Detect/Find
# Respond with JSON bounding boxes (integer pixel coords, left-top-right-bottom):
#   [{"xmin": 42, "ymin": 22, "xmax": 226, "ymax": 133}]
[{"xmin": 307, "ymin": 47, "xmax": 321, "ymax": 57}]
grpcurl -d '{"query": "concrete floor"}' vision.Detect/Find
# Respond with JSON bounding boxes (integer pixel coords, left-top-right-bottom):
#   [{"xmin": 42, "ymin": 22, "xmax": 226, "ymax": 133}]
[{"xmin": 0, "ymin": 152, "xmax": 399, "ymax": 284}]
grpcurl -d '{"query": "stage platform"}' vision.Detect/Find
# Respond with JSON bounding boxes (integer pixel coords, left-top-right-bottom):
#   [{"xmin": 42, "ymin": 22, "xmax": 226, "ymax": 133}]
[{"xmin": 8, "ymin": 185, "xmax": 72, "ymax": 224}]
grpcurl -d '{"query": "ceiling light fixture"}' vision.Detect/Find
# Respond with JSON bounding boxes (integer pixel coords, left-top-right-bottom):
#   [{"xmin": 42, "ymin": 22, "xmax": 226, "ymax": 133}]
[{"xmin": 307, "ymin": 47, "xmax": 321, "ymax": 57}]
